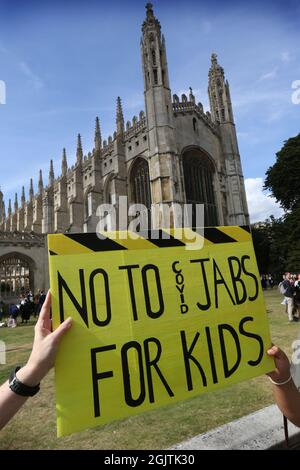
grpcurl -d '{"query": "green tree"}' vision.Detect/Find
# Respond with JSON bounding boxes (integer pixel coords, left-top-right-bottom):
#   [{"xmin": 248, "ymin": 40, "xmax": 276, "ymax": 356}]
[
  {"xmin": 284, "ymin": 203, "xmax": 300, "ymax": 271},
  {"xmin": 251, "ymin": 224, "xmax": 270, "ymax": 274},
  {"xmin": 263, "ymin": 133, "xmax": 300, "ymax": 273},
  {"xmin": 266, "ymin": 216, "xmax": 289, "ymax": 277},
  {"xmin": 251, "ymin": 216, "xmax": 288, "ymax": 279},
  {"xmin": 264, "ymin": 133, "xmax": 300, "ymax": 210}
]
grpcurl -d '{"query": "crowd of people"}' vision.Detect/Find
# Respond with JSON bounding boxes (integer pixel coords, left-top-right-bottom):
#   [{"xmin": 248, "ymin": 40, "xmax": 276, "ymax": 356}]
[
  {"xmin": 260, "ymin": 274, "xmax": 275, "ymax": 289},
  {"xmin": 279, "ymin": 272, "xmax": 300, "ymax": 322},
  {"xmin": 0, "ymin": 290, "xmax": 46, "ymax": 328}
]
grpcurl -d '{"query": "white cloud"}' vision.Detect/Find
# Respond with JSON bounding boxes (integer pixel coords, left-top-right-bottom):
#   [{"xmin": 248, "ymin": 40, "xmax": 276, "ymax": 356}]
[
  {"xmin": 258, "ymin": 66, "xmax": 278, "ymax": 81},
  {"xmin": 280, "ymin": 51, "xmax": 292, "ymax": 63},
  {"xmin": 233, "ymin": 89, "xmax": 288, "ymax": 109},
  {"xmin": 264, "ymin": 108, "xmax": 285, "ymax": 123},
  {"xmin": 19, "ymin": 61, "xmax": 44, "ymax": 90},
  {"xmin": 236, "ymin": 131, "xmax": 264, "ymax": 145},
  {"xmin": 245, "ymin": 177, "xmax": 284, "ymax": 223}
]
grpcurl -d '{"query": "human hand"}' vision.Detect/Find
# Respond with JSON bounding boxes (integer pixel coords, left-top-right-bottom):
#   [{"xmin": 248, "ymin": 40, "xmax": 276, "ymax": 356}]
[
  {"xmin": 267, "ymin": 345, "xmax": 291, "ymax": 383},
  {"xmin": 17, "ymin": 291, "xmax": 72, "ymax": 387}
]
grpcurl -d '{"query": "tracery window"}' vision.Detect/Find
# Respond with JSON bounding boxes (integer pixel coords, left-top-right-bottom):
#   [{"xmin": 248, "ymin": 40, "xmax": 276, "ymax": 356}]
[
  {"xmin": 183, "ymin": 150, "xmax": 218, "ymax": 226},
  {"xmin": 130, "ymin": 158, "xmax": 151, "ymax": 210},
  {"xmin": 0, "ymin": 255, "xmax": 31, "ymax": 298}
]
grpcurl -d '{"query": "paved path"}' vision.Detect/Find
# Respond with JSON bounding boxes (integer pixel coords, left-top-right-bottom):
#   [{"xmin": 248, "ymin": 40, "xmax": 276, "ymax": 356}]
[{"xmin": 169, "ymin": 405, "xmax": 300, "ymax": 450}]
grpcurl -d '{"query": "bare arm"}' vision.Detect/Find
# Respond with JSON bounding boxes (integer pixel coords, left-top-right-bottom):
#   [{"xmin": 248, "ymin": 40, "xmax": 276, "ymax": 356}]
[
  {"xmin": 0, "ymin": 291, "xmax": 72, "ymax": 430},
  {"xmin": 267, "ymin": 345, "xmax": 300, "ymax": 427}
]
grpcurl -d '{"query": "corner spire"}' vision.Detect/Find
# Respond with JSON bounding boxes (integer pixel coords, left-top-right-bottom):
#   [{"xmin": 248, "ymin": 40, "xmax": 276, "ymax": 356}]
[
  {"xmin": 76, "ymin": 133, "xmax": 83, "ymax": 164},
  {"xmin": 141, "ymin": 1, "xmax": 170, "ymax": 92},
  {"xmin": 189, "ymin": 86, "xmax": 195, "ymax": 103},
  {"xmin": 209, "ymin": 52, "xmax": 224, "ymax": 77},
  {"xmin": 8, "ymin": 198, "xmax": 12, "ymax": 216},
  {"xmin": 142, "ymin": 2, "xmax": 161, "ymax": 33},
  {"xmin": 62, "ymin": 148, "xmax": 68, "ymax": 176},
  {"xmin": 211, "ymin": 53, "xmax": 218, "ymax": 67},
  {"xmin": 38, "ymin": 169, "xmax": 43, "ymax": 194},
  {"xmin": 146, "ymin": 3, "xmax": 154, "ymax": 19},
  {"xmin": 208, "ymin": 52, "xmax": 233, "ymax": 123},
  {"xmin": 94, "ymin": 117, "xmax": 102, "ymax": 153},
  {"xmin": 29, "ymin": 178, "xmax": 34, "ymax": 201},
  {"xmin": 49, "ymin": 159, "xmax": 54, "ymax": 185},
  {"xmin": 21, "ymin": 186, "xmax": 26, "ymax": 206},
  {"xmin": 2, "ymin": 200, "xmax": 6, "ymax": 220},
  {"xmin": 14, "ymin": 193, "xmax": 18, "ymax": 211},
  {"xmin": 116, "ymin": 97, "xmax": 124, "ymax": 135}
]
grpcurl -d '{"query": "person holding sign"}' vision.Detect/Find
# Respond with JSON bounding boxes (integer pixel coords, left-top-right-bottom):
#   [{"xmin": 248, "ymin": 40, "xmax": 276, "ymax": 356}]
[
  {"xmin": 267, "ymin": 345, "xmax": 300, "ymax": 427},
  {"xmin": 1, "ymin": 291, "xmax": 299, "ymax": 434},
  {"xmin": 0, "ymin": 292, "xmax": 72, "ymax": 430}
]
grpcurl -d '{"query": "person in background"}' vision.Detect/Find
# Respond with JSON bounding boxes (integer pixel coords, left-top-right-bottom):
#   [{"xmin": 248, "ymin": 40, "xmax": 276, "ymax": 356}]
[
  {"xmin": 0, "ymin": 291, "xmax": 72, "ymax": 430},
  {"xmin": 20, "ymin": 297, "xmax": 31, "ymax": 324},
  {"xmin": 33, "ymin": 293, "xmax": 40, "ymax": 318},
  {"xmin": 37, "ymin": 290, "xmax": 46, "ymax": 316},
  {"xmin": 281, "ymin": 272, "xmax": 297, "ymax": 322},
  {"xmin": 294, "ymin": 274, "xmax": 300, "ymax": 319},
  {"xmin": 268, "ymin": 274, "xmax": 274, "ymax": 289},
  {"xmin": 261, "ymin": 275, "xmax": 267, "ymax": 290},
  {"xmin": 27, "ymin": 291, "xmax": 33, "ymax": 303},
  {"xmin": 8, "ymin": 303, "xmax": 19, "ymax": 328},
  {"xmin": 0, "ymin": 300, "xmax": 4, "ymax": 322}
]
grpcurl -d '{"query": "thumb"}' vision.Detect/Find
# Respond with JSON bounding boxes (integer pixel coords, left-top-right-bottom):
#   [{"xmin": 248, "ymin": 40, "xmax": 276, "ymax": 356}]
[
  {"xmin": 267, "ymin": 345, "xmax": 282, "ymax": 358},
  {"xmin": 52, "ymin": 317, "xmax": 72, "ymax": 343}
]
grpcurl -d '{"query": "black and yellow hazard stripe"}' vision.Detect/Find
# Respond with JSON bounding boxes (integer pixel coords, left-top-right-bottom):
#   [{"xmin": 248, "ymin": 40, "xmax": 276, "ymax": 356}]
[{"xmin": 48, "ymin": 225, "xmax": 251, "ymax": 256}]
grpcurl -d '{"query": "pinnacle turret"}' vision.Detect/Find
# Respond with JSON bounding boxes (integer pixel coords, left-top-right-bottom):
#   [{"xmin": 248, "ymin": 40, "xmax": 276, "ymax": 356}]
[
  {"xmin": 94, "ymin": 117, "xmax": 102, "ymax": 153},
  {"xmin": 76, "ymin": 134, "xmax": 83, "ymax": 164},
  {"xmin": 8, "ymin": 198, "xmax": 11, "ymax": 216},
  {"xmin": 49, "ymin": 159, "xmax": 54, "ymax": 185},
  {"xmin": 2, "ymin": 200, "xmax": 5, "ymax": 220},
  {"xmin": 62, "ymin": 148, "xmax": 68, "ymax": 176},
  {"xmin": 38, "ymin": 169, "xmax": 43, "ymax": 194},
  {"xmin": 208, "ymin": 52, "xmax": 233, "ymax": 123},
  {"xmin": 116, "ymin": 97, "xmax": 124, "ymax": 135},
  {"xmin": 14, "ymin": 193, "xmax": 18, "ymax": 211},
  {"xmin": 21, "ymin": 186, "xmax": 26, "ymax": 207},
  {"xmin": 189, "ymin": 87, "xmax": 195, "ymax": 103},
  {"xmin": 29, "ymin": 178, "xmax": 34, "ymax": 201}
]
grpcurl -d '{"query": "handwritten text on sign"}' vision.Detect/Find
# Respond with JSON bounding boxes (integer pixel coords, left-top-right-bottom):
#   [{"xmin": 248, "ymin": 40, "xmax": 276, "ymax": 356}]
[{"xmin": 49, "ymin": 230, "xmax": 273, "ymax": 437}]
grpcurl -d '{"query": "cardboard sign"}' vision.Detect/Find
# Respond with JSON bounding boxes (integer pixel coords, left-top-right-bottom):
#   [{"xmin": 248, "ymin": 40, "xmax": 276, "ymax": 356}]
[{"xmin": 48, "ymin": 226, "xmax": 273, "ymax": 437}]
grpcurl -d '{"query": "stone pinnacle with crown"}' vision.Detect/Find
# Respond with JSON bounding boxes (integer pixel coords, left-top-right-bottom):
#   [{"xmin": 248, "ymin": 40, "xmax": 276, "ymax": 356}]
[
  {"xmin": 62, "ymin": 148, "xmax": 68, "ymax": 176},
  {"xmin": 76, "ymin": 134, "xmax": 83, "ymax": 164}
]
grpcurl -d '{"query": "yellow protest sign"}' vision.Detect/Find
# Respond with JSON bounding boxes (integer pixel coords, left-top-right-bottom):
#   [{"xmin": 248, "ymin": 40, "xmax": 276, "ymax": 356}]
[{"xmin": 48, "ymin": 226, "xmax": 274, "ymax": 437}]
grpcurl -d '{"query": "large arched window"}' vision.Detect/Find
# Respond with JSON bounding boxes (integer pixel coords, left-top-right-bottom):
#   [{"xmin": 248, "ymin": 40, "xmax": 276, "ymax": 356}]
[
  {"xmin": 84, "ymin": 192, "xmax": 93, "ymax": 220},
  {"xmin": 0, "ymin": 253, "xmax": 34, "ymax": 299},
  {"xmin": 130, "ymin": 158, "xmax": 152, "ymax": 210},
  {"xmin": 105, "ymin": 178, "xmax": 113, "ymax": 205},
  {"xmin": 183, "ymin": 149, "xmax": 218, "ymax": 226}
]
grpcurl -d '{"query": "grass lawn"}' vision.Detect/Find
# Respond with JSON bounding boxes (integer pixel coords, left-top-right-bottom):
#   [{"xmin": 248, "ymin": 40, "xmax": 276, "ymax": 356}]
[{"xmin": 0, "ymin": 289, "xmax": 298, "ymax": 450}]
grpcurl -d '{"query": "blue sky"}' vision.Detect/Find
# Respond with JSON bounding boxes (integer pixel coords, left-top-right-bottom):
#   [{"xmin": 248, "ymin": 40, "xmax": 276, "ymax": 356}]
[{"xmin": 0, "ymin": 0, "xmax": 299, "ymax": 221}]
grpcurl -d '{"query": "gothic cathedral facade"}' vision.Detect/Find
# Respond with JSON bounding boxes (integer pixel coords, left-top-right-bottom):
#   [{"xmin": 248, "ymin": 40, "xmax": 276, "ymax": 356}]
[{"xmin": 0, "ymin": 3, "xmax": 249, "ymax": 237}]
